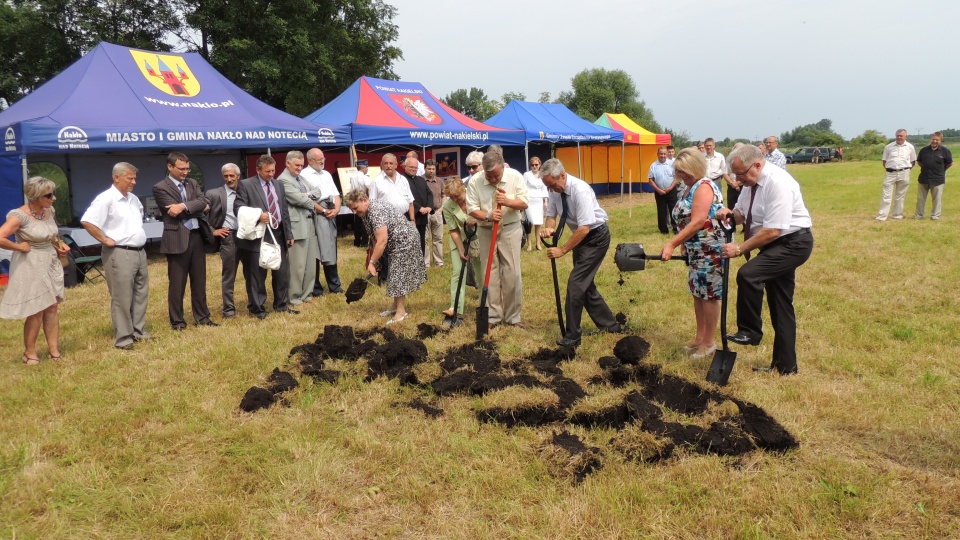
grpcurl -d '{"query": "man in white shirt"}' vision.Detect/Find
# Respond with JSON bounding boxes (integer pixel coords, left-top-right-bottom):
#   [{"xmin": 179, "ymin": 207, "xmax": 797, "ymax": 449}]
[
  {"xmin": 540, "ymin": 159, "xmax": 621, "ymax": 347},
  {"xmin": 717, "ymin": 145, "xmax": 814, "ymax": 375},
  {"xmin": 81, "ymin": 162, "xmax": 149, "ymax": 350},
  {"xmin": 301, "ymin": 148, "xmax": 343, "ymax": 294},
  {"xmin": 466, "ymin": 149, "xmax": 529, "ymax": 329},
  {"xmin": 369, "ymin": 153, "xmax": 414, "ymax": 220},
  {"xmin": 704, "ymin": 138, "xmax": 731, "ymax": 203},
  {"xmin": 876, "ymin": 129, "xmax": 917, "ymax": 221}
]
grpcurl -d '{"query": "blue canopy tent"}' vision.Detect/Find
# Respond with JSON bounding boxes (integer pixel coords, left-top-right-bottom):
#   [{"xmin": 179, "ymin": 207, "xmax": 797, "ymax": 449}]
[
  {"xmin": 484, "ymin": 101, "xmax": 625, "ymax": 195},
  {"xmin": 0, "ymin": 41, "xmax": 351, "ymax": 220}
]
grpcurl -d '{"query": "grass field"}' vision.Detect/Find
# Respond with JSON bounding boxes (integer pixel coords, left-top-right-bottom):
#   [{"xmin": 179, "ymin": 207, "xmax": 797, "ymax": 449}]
[{"xmin": 2, "ymin": 160, "xmax": 959, "ymax": 538}]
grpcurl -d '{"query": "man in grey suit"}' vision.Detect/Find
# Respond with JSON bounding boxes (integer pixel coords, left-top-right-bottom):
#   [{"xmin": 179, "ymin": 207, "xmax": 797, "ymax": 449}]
[
  {"xmin": 206, "ymin": 163, "xmax": 244, "ymax": 318},
  {"xmin": 277, "ymin": 150, "xmax": 324, "ymax": 305},
  {"xmin": 152, "ymin": 151, "xmax": 216, "ymax": 330},
  {"xmin": 234, "ymin": 154, "xmax": 296, "ymax": 319}
]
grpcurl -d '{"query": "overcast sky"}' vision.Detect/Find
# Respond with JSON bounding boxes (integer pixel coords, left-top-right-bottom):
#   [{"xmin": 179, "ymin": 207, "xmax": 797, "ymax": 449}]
[{"xmin": 392, "ymin": 0, "xmax": 957, "ymax": 142}]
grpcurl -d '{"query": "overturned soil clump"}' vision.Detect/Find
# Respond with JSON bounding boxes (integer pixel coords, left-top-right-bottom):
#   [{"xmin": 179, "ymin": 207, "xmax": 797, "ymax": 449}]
[
  {"xmin": 267, "ymin": 368, "xmax": 298, "ymax": 394},
  {"xmin": 344, "ymin": 278, "xmax": 369, "ymax": 303},
  {"xmin": 416, "ymin": 323, "xmax": 442, "ymax": 340},
  {"xmin": 239, "ymin": 386, "xmax": 276, "ymax": 412},
  {"xmin": 395, "ymin": 397, "xmax": 444, "ymax": 418},
  {"xmin": 477, "ymin": 405, "xmax": 565, "ymax": 428},
  {"xmin": 613, "ymin": 336, "xmax": 651, "ymax": 365},
  {"xmin": 367, "ymin": 339, "xmax": 428, "ymax": 383},
  {"xmin": 545, "ymin": 430, "xmax": 603, "ymax": 484}
]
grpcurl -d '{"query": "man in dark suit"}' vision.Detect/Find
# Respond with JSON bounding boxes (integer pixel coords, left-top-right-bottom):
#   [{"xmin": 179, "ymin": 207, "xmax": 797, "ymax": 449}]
[
  {"xmin": 206, "ymin": 163, "xmax": 244, "ymax": 318},
  {"xmin": 234, "ymin": 154, "xmax": 296, "ymax": 319},
  {"xmin": 152, "ymin": 151, "xmax": 216, "ymax": 330},
  {"xmin": 404, "ymin": 156, "xmax": 433, "ymax": 255}
]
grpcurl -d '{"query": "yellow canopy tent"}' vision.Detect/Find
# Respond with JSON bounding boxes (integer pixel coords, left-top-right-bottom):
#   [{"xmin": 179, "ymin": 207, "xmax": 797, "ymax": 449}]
[{"xmin": 556, "ymin": 113, "xmax": 671, "ymax": 196}]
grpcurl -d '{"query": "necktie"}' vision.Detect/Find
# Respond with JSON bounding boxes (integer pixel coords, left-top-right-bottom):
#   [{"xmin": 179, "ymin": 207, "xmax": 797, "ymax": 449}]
[
  {"xmin": 266, "ymin": 181, "xmax": 280, "ymax": 225},
  {"xmin": 558, "ymin": 191, "xmax": 569, "ymax": 232},
  {"xmin": 178, "ymin": 182, "xmax": 197, "ymax": 230},
  {"xmin": 743, "ymin": 185, "xmax": 758, "ymax": 260}
]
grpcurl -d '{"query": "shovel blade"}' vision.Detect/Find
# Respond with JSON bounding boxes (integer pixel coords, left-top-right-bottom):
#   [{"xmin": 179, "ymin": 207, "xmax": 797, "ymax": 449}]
[
  {"xmin": 476, "ymin": 306, "xmax": 489, "ymax": 339},
  {"xmin": 706, "ymin": 349, "xmax": 738, "ymax": 386}
]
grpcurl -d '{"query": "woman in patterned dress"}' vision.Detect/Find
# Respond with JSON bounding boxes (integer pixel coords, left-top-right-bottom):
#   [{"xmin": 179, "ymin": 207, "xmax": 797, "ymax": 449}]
[
  {"xmin": 344, "ymin": 189, "xmax": 427, "ymax": 324},
  {"xmin": 659, "ymin": 148, "xmax": 726, "ymax": 359},
  {"xmin": 0, "ymin": 176, "xmax": 71, "ymax": 364}
]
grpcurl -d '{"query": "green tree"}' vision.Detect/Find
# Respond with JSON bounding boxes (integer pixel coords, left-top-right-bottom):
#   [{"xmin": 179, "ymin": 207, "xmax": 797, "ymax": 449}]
[
  {"xmin": 780, "ymin": 119, "xmax": 844, "ymax": 146},
  {"xmin": 501, "ymin": 91, "xmax": 525, "ymax": 105},
  {"xmin": 538, "ymin": 91, "xmax": 551, "ymax": 103},
  {"xmin": 442, "ymin": 88, "xmax": 501, "ymax": 120},
  {"xmin": 556, "ymin": 68, "xmax": 661, "ymax": 131},
  {"xmin": 849, "ymin": 129, "xmax": 888, "ymax": 146},
  {"xmin": 0, "ymin": 0, "xmax": 179, "ymax": 103},
  {"xmin": 664, "ymin": 128, "xmax": 691, "ymax": 149},
  {"xmin": 183, "ymin": 0, "xmax": 402, "ymax": 116}
]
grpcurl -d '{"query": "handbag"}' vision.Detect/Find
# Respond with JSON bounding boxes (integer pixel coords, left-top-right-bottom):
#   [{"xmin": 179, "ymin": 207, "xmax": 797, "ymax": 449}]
[{"xmin": 259, "ymin": 215, "xmax": 282, "ymax": 270}]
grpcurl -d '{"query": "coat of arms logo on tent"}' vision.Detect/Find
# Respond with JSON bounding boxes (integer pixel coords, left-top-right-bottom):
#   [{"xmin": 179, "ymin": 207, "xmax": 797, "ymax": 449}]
[
  {"xmin": 130, "ymin": 50, "xmax": 201, "ymax": 97},
  {"xmin": 390, "ymin": 94, "xmax": 441, "ymax": 125}
]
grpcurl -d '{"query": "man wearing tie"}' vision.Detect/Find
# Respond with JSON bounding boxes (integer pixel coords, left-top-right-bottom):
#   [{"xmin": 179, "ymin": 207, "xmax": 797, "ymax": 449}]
[
  {"xmin": 278, "ymin": 150, "xmax": 324, "ymax": 305},
  {"xmin": 206, "ymin": 163, "xmax": 243, "ymax": 318},
  {"xmin": 718, "ymin": 144, "xmax": 813, "ymax": 375},
  {"xmin": 234, "ymin": 155, "xmax": 296, "ymax": 319},
  {"xmin": 538, "ymin": 158, "xmax": 621, "ymax": 347},
  {"xmin": 152, "ymin": 152, "xmax": 216, "ymax": 330}
]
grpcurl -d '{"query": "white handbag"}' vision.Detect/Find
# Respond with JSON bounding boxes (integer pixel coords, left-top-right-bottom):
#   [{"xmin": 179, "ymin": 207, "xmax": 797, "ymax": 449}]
[{"xmin": 259, "ymin": 215, "xmax": 282, "ymax": 270}]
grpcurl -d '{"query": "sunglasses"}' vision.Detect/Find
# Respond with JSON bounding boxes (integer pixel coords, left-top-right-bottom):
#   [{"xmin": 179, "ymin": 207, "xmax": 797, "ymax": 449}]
[
  {"xmin": 467, "ymin": 164, "xmax": 480, "ymax": 171},
  {"xmin": 43, "ymin": 193, "xmax": 55, "ymax": 199}
]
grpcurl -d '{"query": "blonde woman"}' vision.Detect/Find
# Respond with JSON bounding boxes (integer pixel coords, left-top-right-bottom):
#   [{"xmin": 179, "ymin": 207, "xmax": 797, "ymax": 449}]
[
  {"xmin": 440, "ymin": 177, "xmax": 480, "ymax": 320},
  {"xmin": 0, "ymin": 176, "xmax": 70, "ymax": 364},
  {"xmin": 659, "ymin": 148, "xmax": 725, "ymax": 359}
]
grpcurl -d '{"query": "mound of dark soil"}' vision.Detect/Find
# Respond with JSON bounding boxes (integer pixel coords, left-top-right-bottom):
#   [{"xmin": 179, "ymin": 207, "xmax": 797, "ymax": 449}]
[
  {"xmin": 624, "ymin": 390, "xmax": 664, "ymax": 422},
  {"xmin": 613, "ymin": 336, "xmax": 650, "ymax": 365},
  {"xmin": 396, "ymin": 397, "xmax": 443, "ymax": 418},
  {"xmin": 431, "ymin": 369, "xmax": 476, "ymax": 395},
  {"xmin": 290, "ymin": 343, "xmax": 323, "ymax": 364},
  {"xmin": 734, "ymin": 400, "xmax": 800, "ymax": 452},
  {"xmin": 240, "ymin": 386, "xmax": 275, "ymax": 412},
  {"xmin": 696, "ymin": 421, "xmax": 757, "ymax": 456},
  {"xmin": 440, "ymin": 341, "xmax": 499, "ymax": 374},
  {"xmin": 303, "ymin": 367, "xmax": 340, "ymax": 384},
  {"xmin": 640, "ymin": 373, "xmax": 722, "ymax": 416},
  {"xmin": 551, "ymin": 377, "xmax": 586, "ymax": 410},
  {"xmin": 529, "ymin": 346, "xmax": 576, "ymax": 375},
  {"xmin": 615, "ymin": 312, "xmax": 627, "ymax": 325},
  {"xmin": 550, "ymin": 431, "xmax": 603, "ymax": 484},
  {"xmin": 569, "ymin": 403, "xmax": 631, "ymax": 429},
  {"xmin": 416, "ymin": 323, "xmax": 441, "ymax": 340},
  {"xmin": 267, "ymin": 368, "xmax": 298, "ymax": 394},
  {"xmin": 367, "ymin": 339, "xmax": 428, "ymax": 382},
  {"xmin": 598, "ymin": 356, "xmax": 621, "ymax": 369},
  {"xmin": 344, "ymin": 278, "xmax": 368, "ymax": 303},
  {"xmin": 477, "ymin": 405, "xmax": 565, "ymax": 427}
]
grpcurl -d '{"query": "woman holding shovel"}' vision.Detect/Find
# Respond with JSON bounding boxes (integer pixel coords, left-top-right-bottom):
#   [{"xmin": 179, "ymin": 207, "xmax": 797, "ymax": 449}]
[
  {"xmin": 441, "ymin": 177, "xmax": 480, "ymax": 323},
  {"xmin": 344, "ymin": 189, "xmax": 426, "ymax": 325},
  {"xmin": 660, "ymin": 147, "xmax": 726, "ymax": 359}
]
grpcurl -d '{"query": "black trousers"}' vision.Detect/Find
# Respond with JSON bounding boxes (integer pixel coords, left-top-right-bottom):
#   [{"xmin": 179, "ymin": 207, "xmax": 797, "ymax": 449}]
[
  {"xmin": 654, "ymin": 190, "xmax": 678, "ymax": 234},
  {"xmin": 726, "ymin": 185, "xmax": 741, "ymax": 210},
  {"xmin": 166, "ymin": 229, "xmax": 210, "ymax": 326},
  {"xmin": 565, "ymin": 224, "xmax": 619, "ymax": 340},
  {"xmin": 240, "ymin": 240, "xmax": 290, "ymax": 315},
  {"xmin": 734, "ymin": 229, "xmax": 814, "ymax": 373},
  {"xmin": 353, "ymin": 214, "xmax": 369, "ymax": 246},
  {"xmin": 313, "ymin": 260, "xmax": 343, "ymax": 294}
]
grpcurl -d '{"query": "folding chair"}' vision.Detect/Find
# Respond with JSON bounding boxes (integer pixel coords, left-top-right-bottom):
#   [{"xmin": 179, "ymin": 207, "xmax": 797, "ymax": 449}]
[{"xmin": 61, "ymin": 234, "xmax": 105, "ymax": 283}]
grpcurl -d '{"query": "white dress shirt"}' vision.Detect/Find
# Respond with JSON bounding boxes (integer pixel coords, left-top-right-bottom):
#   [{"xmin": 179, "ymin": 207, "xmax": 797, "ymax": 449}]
[
  {"xmin": 81, "ymin": 185, "xmax": 147, "ymax": 247},
  {"xmin": 734, "ymin": 162, "xmax": 812, "ymax": 238},
  {"xmin": 369, "ymin": 172, "xmax": 414, "ymax": 215}
]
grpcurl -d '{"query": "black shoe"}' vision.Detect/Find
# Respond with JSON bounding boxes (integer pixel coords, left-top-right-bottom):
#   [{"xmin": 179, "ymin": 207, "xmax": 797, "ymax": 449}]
[
  {"xmin": 329, "ymin": 288, "xmax": 344, "ymax": 294},
  {"xmin": 753, "ymin": 366, "xmax": 798, "ymax": 375},
  {"xmin": 557, "ymin": 337, "xmax": 581, "ymax": 347},
  {"xmin": 223, "ymin": 312, "xmax": 236, "ymax": 319},
  {"xmin": 752, "ymin": 366, "xmax": 773, "ymax": 373},
  {"xmin": 277, "ymin": 308, "xmax": 300, "ymax": 315},
  {"xmin": 198, "ymin": 320, "xmax": 219, "ymax": 327},
  {"xmin": 172, "ymin": 325, "xmax": 186, "ymax": 331},
  {"xmin": 726, "ymin": 332, "xmax": 762, "ymax": 346},
  {"xmin": 587, "ymin": 324, "xmax": 622, "ymax": 336},
  {"xmin": 254, "ymin": 312, "xmax": 268, "ymax": 320},
  {"xmin": 116, "ymin": 343, "xmax": 135, "ymax": 350}
]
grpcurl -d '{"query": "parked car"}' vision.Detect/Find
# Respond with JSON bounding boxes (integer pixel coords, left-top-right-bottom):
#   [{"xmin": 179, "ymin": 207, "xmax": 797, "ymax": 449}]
[{"xmin": 785, "ymin": 147, "xmax": 833, "ymax": 164}]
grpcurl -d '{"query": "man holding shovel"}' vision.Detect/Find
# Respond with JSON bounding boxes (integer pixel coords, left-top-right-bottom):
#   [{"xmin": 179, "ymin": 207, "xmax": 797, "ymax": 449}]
[
  {"xmin": 466, "ymin": 149, "xmax": 528, "ymax": 330},
  {"xmin": 717, "ymin": 144, "xmax": 813, "ymax": 375},
  {"xmin": 539, "ymin": 159, "xmax": 621, "ymax": 347}
]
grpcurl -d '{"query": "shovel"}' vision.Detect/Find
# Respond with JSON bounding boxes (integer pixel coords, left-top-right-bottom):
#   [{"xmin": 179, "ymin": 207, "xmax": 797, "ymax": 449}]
[
  {"xmin": 707, "ymin": 218, "xmax": 737, "ymax": 386},
  {"xmin": 476, "ymin": 200, "xmax": 502, "ymax": 340},
  {"xmin": 541, "ymin": 204, "xmax": 569, "ymax": 337},
  {"xmin": 444, "ymin": 225, "xmax": 477, "ymax": 329},
  {"xmin": 614, "ymin": 243, "xmax": 688, "ymax": 272},
  {"xmin": 345, "ymin": 272, "xmax": 377, "ymax": 304}
]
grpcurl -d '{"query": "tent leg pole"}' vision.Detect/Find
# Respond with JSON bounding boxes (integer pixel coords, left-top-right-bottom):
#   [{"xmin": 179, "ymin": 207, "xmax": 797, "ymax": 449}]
[
  {"xmin": 524, "ymin": 143, "xmax": 528, "ymax": 170},
  {"xmin": 577, "ymin": 142, "xmax": 582, "ymax": 178},
  {"xmin": 620, "ymin": 140, "xmax": 625, "ymax": 202},
  {"xmin": 350, "ymin": 145, "xmax": 357, "ymax": 167}
]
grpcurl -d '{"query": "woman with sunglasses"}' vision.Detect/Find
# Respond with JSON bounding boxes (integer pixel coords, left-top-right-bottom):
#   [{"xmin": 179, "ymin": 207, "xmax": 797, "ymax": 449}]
[
  {"xmin": 0, "ymin": 176, "xmax": 71, "ymax": 364},
  {"xmin": 523, "ymin": 157, "xmax": 548, "ymax": 251}
]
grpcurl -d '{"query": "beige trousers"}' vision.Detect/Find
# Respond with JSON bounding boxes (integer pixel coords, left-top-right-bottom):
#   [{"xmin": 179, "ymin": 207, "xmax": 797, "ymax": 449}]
[
  {"xmin": 877, "ymin": 169, "xmax": 910, "ymax": 219},
  {"xmin": 914, "ymin": 183, "xmax": 943, "ymax": 220},
  {"xmin": 477, "ymin": 221, "xmax": 523, "ymax": 325}
]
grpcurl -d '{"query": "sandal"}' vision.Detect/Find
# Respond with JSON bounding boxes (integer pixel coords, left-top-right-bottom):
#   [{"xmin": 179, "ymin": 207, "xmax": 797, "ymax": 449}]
[
  {"xmin": 386, "ymin": 313, "xmax": 408, "ymax": 325},
  {"xmin": 379, "ymin": 309, "xmax": 397, "ymax": 317},
  {"xmin": 50, "ymin": 353, "xmax": 62, "ymax": 361},
  {"xmin": 22, "ymin": 354, "xmax": 40, "ymax": 365}
]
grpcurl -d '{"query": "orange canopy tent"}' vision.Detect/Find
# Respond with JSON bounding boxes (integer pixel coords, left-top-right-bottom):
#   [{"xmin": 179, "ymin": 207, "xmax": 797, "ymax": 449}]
[{"xmin": 555, "ymin": 113, "xmax": 671, "ymax": 196}]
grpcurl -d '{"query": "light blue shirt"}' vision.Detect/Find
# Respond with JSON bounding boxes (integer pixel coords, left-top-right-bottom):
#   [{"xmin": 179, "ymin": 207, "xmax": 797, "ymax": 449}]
[{"xmin": 648, "ymin": 159, "xmax": 675, "ymax": 190}]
